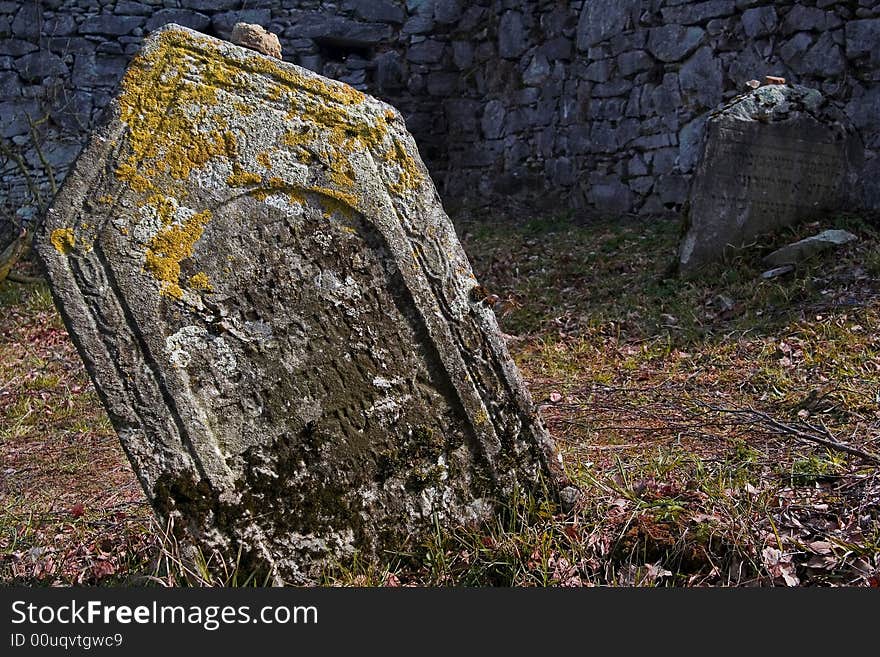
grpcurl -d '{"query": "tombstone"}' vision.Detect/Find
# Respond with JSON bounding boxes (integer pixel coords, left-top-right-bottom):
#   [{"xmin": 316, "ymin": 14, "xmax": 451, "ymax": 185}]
[
  {"xmin": 37, "ymin": 25, "xmax": 567, "ymax": 583},
  {"xmin": 678, "ymin": 84, "xmax": 863, "ymax": 275}
]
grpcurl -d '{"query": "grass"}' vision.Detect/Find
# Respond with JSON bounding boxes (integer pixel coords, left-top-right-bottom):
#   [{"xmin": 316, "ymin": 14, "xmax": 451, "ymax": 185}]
[{"xmin": 1, "ymin": 211, "xmax": 879, "ymax": 586}]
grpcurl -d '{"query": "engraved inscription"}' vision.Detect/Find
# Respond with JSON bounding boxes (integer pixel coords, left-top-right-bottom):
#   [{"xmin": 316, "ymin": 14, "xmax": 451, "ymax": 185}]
[{"xmin": 679, "ymin": 85, "xmax": 861, "ymax": 272}]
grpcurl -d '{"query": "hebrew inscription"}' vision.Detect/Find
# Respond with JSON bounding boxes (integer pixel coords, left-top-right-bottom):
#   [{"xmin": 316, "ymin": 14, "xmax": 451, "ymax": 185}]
[{"xmin": 679, "ymin": 85, "xmax": 863, "ymax": 274}]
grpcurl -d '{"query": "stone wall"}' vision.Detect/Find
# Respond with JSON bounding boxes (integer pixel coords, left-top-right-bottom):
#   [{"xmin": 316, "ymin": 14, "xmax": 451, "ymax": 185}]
[{"xmin": 2, "ymin": 0, "xmax": 879, "ymax": 239}]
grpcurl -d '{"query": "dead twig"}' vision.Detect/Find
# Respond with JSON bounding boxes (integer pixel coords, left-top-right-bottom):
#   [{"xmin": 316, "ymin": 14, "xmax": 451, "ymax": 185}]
[
  {"xmin": 6, "ymin": 271, "xmax": 43, "ymax": 285},
  {"xmin": 700, "ymin": 403, "xmax": 880, "ymax": 465},
  {"xmin": 0, "ymin": 229, "xmax": 29, "ymax": 285}
]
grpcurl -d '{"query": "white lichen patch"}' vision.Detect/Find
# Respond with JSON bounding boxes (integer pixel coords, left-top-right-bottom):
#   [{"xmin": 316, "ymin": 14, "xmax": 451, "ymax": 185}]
[
  {"xmin": 294, "ymin": 396, "xmax": 323, "ymax": 426},
  {"xmin": 372, "ymin": 375, "xmax": 404, "ymax": 390},
  {"xmin": 263, "ymin": 192, "xmax": 303, "ymax": 219},
  {"xmin": 166, "ymin": 326, "xmax": 207, "ymax": 368},
  {"xmin": 190, "ymin": 158, "xmax": 235, "ymax": 192},
  {"xmin": 133, "ymin": 195, "xmax": 200, "ymax": 244},
  {"xmin": 312, "ymin": 269, "xmax": 363, "ymax": 307},
  {"xmin": 366, "ymin": 394, "xmax": 411, "ymax": 426},
  {"xmin": 132, "ymin": 206, "xmax": 163, "ymax": 244},
  {"xmin": 165, "ymin": 325, "xmax": 238, "ymax": 377},
  {"xmin": 372, "ymin": 376, "xmax": 392, "ymax": 389},
  {"xmin": 281, "ymin": 529, "xmax": 356, "ymax": 557}
]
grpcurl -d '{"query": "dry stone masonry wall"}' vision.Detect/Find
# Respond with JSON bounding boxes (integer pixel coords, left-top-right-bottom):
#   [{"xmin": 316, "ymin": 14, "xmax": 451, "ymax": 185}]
[{"xmin": 2, "ymin": 0, "xmax": 879, "ymax": 237}]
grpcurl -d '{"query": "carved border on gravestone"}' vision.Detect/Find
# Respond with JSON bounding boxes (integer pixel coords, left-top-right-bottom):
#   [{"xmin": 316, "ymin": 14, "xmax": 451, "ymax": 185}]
[{"xmin": 37, "ymin": 25, "xmax": 566, "ymax": 581}]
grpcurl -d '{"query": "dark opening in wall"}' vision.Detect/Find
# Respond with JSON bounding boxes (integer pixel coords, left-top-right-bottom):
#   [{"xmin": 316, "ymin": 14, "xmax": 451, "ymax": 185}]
[{"xmin": 314, "ymin": 38, "xmax": 373, "ymax": 64}]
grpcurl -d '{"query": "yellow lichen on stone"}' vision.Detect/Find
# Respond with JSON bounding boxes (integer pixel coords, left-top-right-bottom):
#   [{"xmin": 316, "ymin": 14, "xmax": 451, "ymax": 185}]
[
  {"xmin": 114, "ymin": 30, "xmax": 237, "ymax": 189},
  {"xmin": 188, "ymin": 272, "xmax": 213, "ymax": 291},
  {"xmin": 115, "ymin": 163, "xmax": 154, "ymax": 193},
  {"xmin": 256, "ymin": 151, "xmax": 272, "ymax": 169},
  {"xmin": 233, "ymin": 101, "xmax": 254, "ymax": 115},
  {"xmin": 386, "ymin": 137, "xmax": 425, "ymax": 196},
  {"xmin": 227, "ymin": 171, "xmax": 263, "ymax": 187},
  {"xmin": 109, "ymin": 27, "xmax": 428, "ymax": 302},
  {"xmin": 50, "ymin": 227, "xmax": 76, "ymax": 254},
  {"xmin": 144, "ymin": 209, "xmax": 212, "ymax": 299},
  {"xmin": 98, "ymin": 195, "xmax": 114, "ymax": 205},
  {"xmin": 146, "ymin": 193, "xmax": 179, "ymax": 225},
  {"xmin": 246, "ymin": 176, "xmax": 292, "ymax": 202}
]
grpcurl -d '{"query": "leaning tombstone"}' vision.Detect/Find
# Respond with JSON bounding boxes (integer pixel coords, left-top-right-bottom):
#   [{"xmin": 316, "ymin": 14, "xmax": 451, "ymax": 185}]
[
  {"xmin": 677, "ymin": 84, "xmax": 863, "ymax": 275},
  {"xmin": 37, "ymin": 25, "xmax": 567, "ymax": 583}
]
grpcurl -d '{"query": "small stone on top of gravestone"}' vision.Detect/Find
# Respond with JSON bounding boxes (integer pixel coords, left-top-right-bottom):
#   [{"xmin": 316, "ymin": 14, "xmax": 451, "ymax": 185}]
[
  {"xmin": 231, "ymin": 22, "xmax": 282, "ymax": 59},
  {"xmin": 37, "ymin": 24, "xmax": 568, "ymax": 584},
  {"xmin": 763, "ymin": 75, "xmax": 786, "ymax": 86},
  {"xmin": 677, "ymin": 84, "xmax": 863, "ymax": 275}
]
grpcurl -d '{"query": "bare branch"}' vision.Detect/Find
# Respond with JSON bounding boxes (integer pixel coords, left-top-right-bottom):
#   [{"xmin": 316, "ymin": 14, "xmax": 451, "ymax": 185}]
[{"xmin": 697, "ymin": 403, "xmax": 880, "ymax": 465}]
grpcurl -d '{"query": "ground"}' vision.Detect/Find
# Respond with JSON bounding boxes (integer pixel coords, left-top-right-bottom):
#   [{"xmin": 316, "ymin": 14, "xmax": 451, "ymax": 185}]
[{"xmin": 1, "ymin": 211, "xmax": 879, "ymax": 586}]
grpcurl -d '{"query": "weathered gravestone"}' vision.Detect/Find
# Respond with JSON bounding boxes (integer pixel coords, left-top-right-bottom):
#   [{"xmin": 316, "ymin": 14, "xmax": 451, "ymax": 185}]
[
  {"xmin": 678, "ymin": 84, "xmax": 863, "ymax": 274},
  {"xmin": 37, "ymin": 25, "xmax": 566, "ymax": 583}
]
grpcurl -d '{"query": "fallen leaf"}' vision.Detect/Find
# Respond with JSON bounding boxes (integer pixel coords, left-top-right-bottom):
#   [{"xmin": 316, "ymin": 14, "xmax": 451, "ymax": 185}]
[
  {"xmin": 91, "ymin": 560, "xmax": 116, "ymax": 580},
  {"xmin": 808, "ymin": 541, "xmax": 833, "ymax": 554}
]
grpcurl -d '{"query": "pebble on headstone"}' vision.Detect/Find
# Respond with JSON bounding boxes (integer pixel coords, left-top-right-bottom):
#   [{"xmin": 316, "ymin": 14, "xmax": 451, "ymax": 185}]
[
  {"xmin": 763, "ymin": 75, "xmax": 786, "ymax": 86},
  {"xmin": 230, "ymin": 22, "xmax": 282, "ymax": 59},
  {"xmin": 37, "ymin": 25, "xmax": 567, "ymax": 583},
  {"xmin": 677, "ymin": 84, "xmax": 863, "ymax": 275}
]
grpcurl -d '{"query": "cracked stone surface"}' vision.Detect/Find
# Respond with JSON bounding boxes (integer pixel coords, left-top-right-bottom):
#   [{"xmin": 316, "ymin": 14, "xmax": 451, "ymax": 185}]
[{"xmin": 36, "ymin": 25, "xmax": 564, "ymax": 584}]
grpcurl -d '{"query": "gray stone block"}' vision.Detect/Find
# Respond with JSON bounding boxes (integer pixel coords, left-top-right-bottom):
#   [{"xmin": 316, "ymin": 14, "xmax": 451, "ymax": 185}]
[
  {"xmin": 577, "ymin": 0, "xmax": 639, "ymax": 50},
  {"xmin": 407, "ymin": 39, "xmax": 445, "ymax": 64},
  {"xmin": 345, "ymin": 0, "xmax": 406, "ymax": 24},
  {"xmin": 741, "ymin": 6, "xmax": 777, "ymax": 39},
  {"xmin": 43, "ymin": 14, "xmax": 77, "ymax": 37},
  {"xmin": 482, "ymin": 99, "xmax": 506, "ymax": 139},
  {"xmin": 211, "ymin": 10, "xmax": 272, "ymax": 38},
  {"xmin": 523, "ymin": 54, "xmax": 550, "ymax": 86},
  {"xmin": 679, "ymin": 46, "xmax": 724, "ymax": 109},
  {"xmin": 499, "ymin": 10, "xmax": 528, "ymax": 59},
  {"xmin": 781, "ymin": 5, "xmax": 841, "ymax": 34},
  {"xmin": 763, "ymin": 229, "xmax": 857, "ymax": 266},
  {"xmin": 433, "ymin": 0, "xmax": 463, "ymax": 25},
  {"xmin": 293, "ymin": 12, "xmax": 393, "ymax": 47},
  {"xmin": 0, "ymin": 70, "xmax": 18, "ymax": 97},
  {"xmin": 799, "ymin": 32, "xmax": 846, "ymax": 77},
  {"xmin": 661, "ymin": 0, "xmax": 736, "ymax": 25},
  {"xmin": 181, "ymin": 0, "xmax": 239, "ymax": 10},
  {"xmin": 647, "ymin": 24, "xmax": 705, "ymax": 62},
  {"xmin": 846, "ymin": 19, "xmax": 880, "ymax": 66},
  {"xmin": 618, "ymin": 49, "xmax": 653, "ymax": 76},
  {"xmin": 17, "ymin": 50, "xmax": 68, "ymax": 82},
  {"xmin": 12, "ymin": 3, "xmax": 41, "ymax": 40},
  {"xmin": 146, "ymin": 9, "xmax": 211, "ymax": 33},
  {"xmin": 590, "ymin": 178, "xmax": 633, "ymax": 214},
  {"xmin": 0, "ymin": 98, "xmax": 40, "ymax": 137},
  {"xmin": 80, "ymin": 14, "xmax": 145, "ymax": 36},
  {"xmin": 375, "ymin": 50, "xmax": 405, "ymax": 90},
  {"xmin": 0, "ymin": 39, "xmax": 38, "ymax": 56}
]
